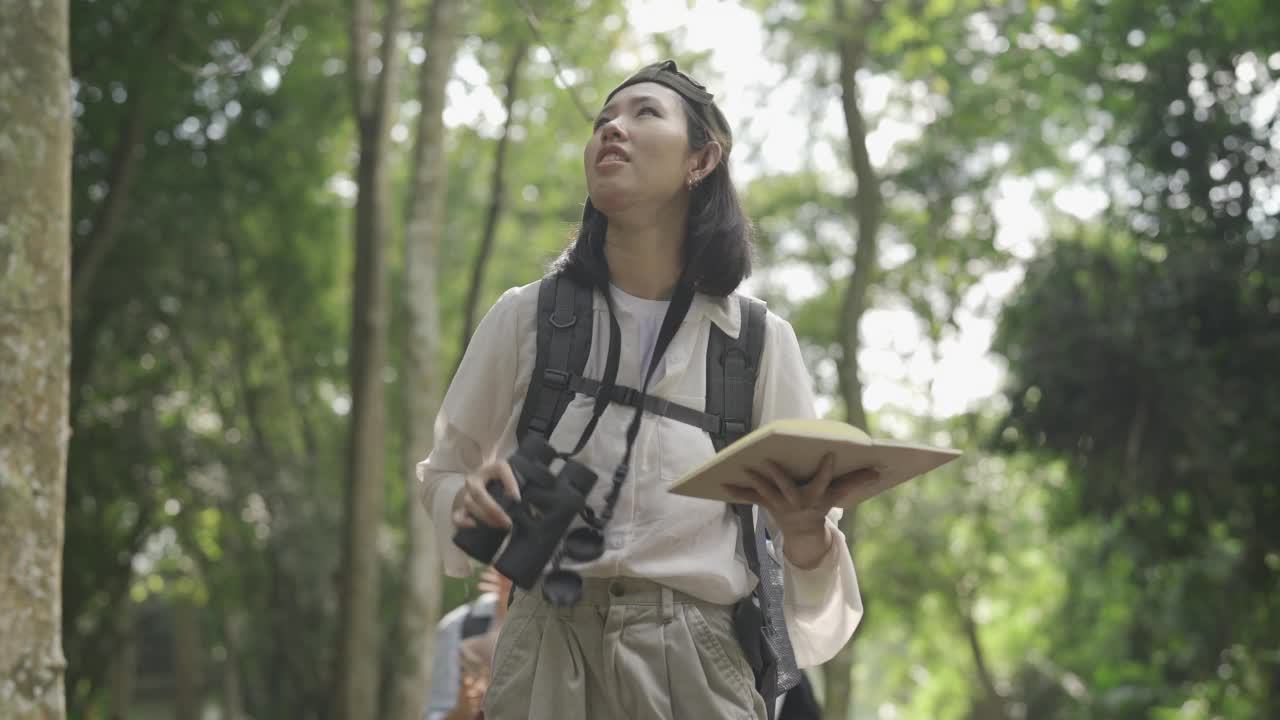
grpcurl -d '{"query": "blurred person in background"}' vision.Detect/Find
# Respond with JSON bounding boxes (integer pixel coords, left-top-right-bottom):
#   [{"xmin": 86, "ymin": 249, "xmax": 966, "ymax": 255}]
[{"xmin": 424, "ymin": 568, "xmax": 513, "ymax": 720}]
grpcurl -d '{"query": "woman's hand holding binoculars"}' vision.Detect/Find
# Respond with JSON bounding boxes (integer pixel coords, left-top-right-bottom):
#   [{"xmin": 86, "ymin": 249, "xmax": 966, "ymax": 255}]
[{"xmin": 452, "ymin": 461, "xmax": 522, "ymax": 531}]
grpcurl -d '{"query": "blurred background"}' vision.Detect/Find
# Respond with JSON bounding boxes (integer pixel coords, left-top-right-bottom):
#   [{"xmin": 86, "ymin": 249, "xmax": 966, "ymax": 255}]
[{"xmin": 57, "ymin": 0, "xmax": 1279, "ymax": 717}]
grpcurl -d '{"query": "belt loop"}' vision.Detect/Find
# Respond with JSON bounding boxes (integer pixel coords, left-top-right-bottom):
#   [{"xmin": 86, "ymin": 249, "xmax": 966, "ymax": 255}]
[{"xmin": 660, "ymin": 586, "xmax": 674, "ymax": 624}]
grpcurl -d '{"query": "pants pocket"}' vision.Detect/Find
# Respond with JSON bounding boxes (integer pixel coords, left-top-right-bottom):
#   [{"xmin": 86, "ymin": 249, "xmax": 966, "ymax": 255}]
[
  {"xmin": 685, "ymin": 604, "xmax": 764, "ymax": 719},
  {"xmin": 483, "ymin": 603, "xmax": 542, "ymax": 717}
]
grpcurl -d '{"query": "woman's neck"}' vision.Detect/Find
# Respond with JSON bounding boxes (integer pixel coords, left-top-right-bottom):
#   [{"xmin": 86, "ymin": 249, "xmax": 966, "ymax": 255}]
[{"xmin": 602, "ymin": 212, "xmax": 685, "ymax": 301}]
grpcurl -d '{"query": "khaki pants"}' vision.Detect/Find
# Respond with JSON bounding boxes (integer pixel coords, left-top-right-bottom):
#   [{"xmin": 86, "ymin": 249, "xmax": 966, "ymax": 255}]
[{"xmin": 483, "ymin": 576, "xmax": 768, "ymax": 720}]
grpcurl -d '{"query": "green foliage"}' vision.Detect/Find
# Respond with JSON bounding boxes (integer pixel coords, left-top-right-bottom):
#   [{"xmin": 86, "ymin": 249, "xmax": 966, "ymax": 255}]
[
  {"xmin": 993, "ymin": 0, "xmax": 1280, "ymax": 716},
  {"xmin": 66, "ymin": 0, "xmax": 354, "ymax": 713}
]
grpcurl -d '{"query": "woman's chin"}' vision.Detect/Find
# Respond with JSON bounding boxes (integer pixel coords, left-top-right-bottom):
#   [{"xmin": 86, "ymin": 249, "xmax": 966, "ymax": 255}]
[{"xmin": 588, "ymin": 190, "xmax": 633, "ymax": 216}]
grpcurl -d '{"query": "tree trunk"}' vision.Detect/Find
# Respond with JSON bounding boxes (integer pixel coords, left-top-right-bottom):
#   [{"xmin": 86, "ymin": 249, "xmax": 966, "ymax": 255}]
[
  {"xmin": 0, "ymin": 1, "xmax": 72, "ymax": 718},
  {"xmin": 385, "ymin": 1, "xmax": 463, "ymax": 718},
  {"xmin": 961, "ymin": 603, "xmax": 1006, "ymax": 719},
  {"xmin": 1267, "ymin": 660, "xmax": 1280, "ymax": 720},
  {"xmin": 219, "ymin": 611, "xmax": 246, "ymax": 720},
  {"xmin": 105, "ymin": 601, "xmax": 137, "ymax": 720},
  {"xmin": 456, "ymin": 40, "xmax": 529, "ymax": 363},
  {"xmin": 334, "ymin": 0, "xmax": 404, "ymax": 718},
  {"xmin": 824, "ymin": 1, "xmax": 886, "ymax": 718},
  {"xmin": 172, "ymin": 599, "xmax": 204, "ymax": 720},
  {"xmin": 0, "ymin": 1, "xmax": 72, "ymax": 717}
]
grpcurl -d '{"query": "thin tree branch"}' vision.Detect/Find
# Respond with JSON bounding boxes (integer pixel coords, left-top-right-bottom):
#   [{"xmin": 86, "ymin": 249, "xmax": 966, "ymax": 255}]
[
  {"xmin": 955, "ymin": 587, "xmax": 1009, "ymax": 720},
  {"xmin": 456, "ymin": 41, "xmax": 529, "ymax": 368},
  {"xmin": 171, "ymin": 0, "xmax": 298, "ymax": 78},
  {"xmin": 516, "ymin": 0, "xmax": 593, "ymax": 123},
  {"xmin": 962, "ymin": 604, "xmax": 1003, "ymax": 704},
  {"xmin": 834, "ymin": 0, "xmax": 884, "ymax": 433},
  {"xmin": 823, "ymin": 2, "xmax": 887, "ymax": 718},
  {"xmin": 72, "ymin": 3, "xmax": 182, "ymax": 310}
]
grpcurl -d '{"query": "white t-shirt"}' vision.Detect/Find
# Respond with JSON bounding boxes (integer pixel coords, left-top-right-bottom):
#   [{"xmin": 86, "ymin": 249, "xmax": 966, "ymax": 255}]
[{"xmin": 608, "ymin": 283, "xmax": 671, "ymax": 379}]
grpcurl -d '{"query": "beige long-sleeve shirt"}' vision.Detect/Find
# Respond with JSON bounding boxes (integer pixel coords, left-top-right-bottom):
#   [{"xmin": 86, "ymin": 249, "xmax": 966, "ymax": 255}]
[{"xmin": 417, "ymin": 279, "xmax": 863, "ymax": 667}]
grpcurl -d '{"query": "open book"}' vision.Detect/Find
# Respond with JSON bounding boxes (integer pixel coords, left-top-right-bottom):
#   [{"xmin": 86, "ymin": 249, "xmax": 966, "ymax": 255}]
[{"xmin": 666, "ymin": 418, "xmax": 962, "ymax": 510}]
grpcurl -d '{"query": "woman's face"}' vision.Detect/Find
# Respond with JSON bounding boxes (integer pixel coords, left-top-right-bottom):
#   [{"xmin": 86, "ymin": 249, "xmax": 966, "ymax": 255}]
[{"xmin": 584, "ymin": 82, "xmax": 695, "ymax": 216}]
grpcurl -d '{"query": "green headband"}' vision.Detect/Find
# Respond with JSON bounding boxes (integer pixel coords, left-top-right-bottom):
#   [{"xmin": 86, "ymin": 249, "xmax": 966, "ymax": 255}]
[
  {"xmin": 607, "ymin": 59, "xmax": 715, "ymax": 106},
  {"xmin": 605, "ymin": 59, "xmax": 733, "ymax": 151}
]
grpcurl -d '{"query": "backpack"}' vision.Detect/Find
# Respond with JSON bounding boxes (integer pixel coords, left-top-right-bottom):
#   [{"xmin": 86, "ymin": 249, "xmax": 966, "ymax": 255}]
[{"xmin": 514, "ymin": 272, "xmax": 801, "ymax": 718}]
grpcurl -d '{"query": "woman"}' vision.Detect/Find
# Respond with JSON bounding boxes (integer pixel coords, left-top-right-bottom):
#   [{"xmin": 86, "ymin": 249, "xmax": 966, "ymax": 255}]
[{"xmin": 418, "ymin": 60, "xmax": 872, "ymax": 720}]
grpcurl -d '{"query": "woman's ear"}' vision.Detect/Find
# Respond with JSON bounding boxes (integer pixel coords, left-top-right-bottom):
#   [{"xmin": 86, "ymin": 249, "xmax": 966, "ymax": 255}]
[{"xmin": 693, "ymin": 140, "xmax": 723, "ymax": 178}]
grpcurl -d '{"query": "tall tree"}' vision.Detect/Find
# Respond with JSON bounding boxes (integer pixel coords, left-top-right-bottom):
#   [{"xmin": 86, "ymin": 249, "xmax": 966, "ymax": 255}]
[
  {"xmin": 457, "ymin": 39, "xmax": 530, "ymax": 360},
  {"xmin": 0, "ymin": 0, "xmax": 72, "ymax": 718},
  {"xmin": 824, "ymin": 1, "xmax": 886, "ymax": 715},
  {"xmin": 172, "ymin": 599, "xmax": 204, "ymax": 720},
  {"xmin": 387, "ymin": 0, "xmax": 463, "ymax": 717},
  {"xmin": 335, "ymin": 0, "xmax": 404, "ymax": 716}
]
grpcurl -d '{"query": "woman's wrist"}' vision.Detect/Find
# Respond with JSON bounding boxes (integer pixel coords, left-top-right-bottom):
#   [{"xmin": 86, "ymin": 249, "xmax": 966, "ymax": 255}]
[{"xmin": 780, "ymin": 523, "xmax": 833, "ymax": 570}]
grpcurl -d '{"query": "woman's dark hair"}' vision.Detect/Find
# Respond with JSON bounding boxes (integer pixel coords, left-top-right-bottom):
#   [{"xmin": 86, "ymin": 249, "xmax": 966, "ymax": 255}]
[{"xmin": 552, "ymin": 95, "xmax": 754, "ymax": 297}]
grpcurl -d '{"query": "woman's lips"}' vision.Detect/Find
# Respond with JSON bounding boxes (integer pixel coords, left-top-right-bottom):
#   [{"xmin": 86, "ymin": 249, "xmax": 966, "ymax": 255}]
[{"xmin": 596, "ymin": 144, "xmax": 630, "ymax": 167}]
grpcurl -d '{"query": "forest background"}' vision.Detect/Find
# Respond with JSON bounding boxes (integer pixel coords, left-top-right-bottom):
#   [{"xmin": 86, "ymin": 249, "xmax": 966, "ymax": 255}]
[{"xmin": 2, "ymin": 0, "xmax": 1278, "ymax": 718}]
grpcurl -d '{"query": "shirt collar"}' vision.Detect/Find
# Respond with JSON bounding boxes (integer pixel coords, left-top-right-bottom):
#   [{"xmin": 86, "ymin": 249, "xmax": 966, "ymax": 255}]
[
  {"xmin": 691, "ymin": 292, "xmax": 741, "ymax": 339},
  {"xmin": 592, "ymin": 287, "xmax": 742, "ymax": 338}
]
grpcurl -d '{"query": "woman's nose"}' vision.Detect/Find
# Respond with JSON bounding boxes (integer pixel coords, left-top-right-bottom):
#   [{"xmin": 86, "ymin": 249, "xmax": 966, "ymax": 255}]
[{"xmin": 600, "ymin": 120, "xmax": 626, "ymax": 142}]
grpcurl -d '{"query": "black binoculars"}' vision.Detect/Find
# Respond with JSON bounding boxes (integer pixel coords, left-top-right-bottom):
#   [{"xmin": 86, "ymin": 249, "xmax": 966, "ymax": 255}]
[{"xmin": 452, "ymin": 434, "xmax": 598, "ymax": 590}]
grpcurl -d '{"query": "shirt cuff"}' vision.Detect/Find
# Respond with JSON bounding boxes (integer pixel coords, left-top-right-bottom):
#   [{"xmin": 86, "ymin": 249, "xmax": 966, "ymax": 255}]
[
  {"xmin": 782, "ymin": 525, "xmax": 840, "ymax": 607},
  {"xmin": 781, "ymin": 519, "xmax": 864, "ymax": 668},
  {"xmin": 429, "ymin": 474, "xmax": 474, "ymax": 578}
]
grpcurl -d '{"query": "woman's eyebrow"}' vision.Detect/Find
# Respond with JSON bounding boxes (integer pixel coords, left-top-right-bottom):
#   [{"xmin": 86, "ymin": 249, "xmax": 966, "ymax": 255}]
[{"xmin": 596, "ymin": 94, "xmax": 664, "ymax": 120}]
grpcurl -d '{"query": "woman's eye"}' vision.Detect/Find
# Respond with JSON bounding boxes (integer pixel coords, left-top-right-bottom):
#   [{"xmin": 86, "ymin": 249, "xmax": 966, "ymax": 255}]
[{"xmin": 593, "ymin": 106, "xmax": 657, "ymax": 129}]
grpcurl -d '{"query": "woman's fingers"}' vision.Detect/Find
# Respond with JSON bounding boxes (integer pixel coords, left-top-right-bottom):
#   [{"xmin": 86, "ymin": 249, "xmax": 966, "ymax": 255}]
[
  {"xmin": 451, "ymin": 487, "xmax": 475, "ymax": 528},
  {"xmin": 744, "ymin": 456, "xmax": 842, "ymax": 510},
  {"xmin": 745, "ymin": 467, "xmax": 788, "ymax": 508},
  {"xmin": 824, "ymin": 467, "xmax": 881, "ymax": 506},
  {"xmin": 759, "ymin": 460, "xmax": 805, "ymax": 507},
  {"xmin": 452, "ymin": 505, "xmax": 476, "ymax": 528},
  {"xmin": 794, "ymin": 453, "xmax": 835, "ymax": 505},
  {"xmin": 723, "ymin": 483, "xmax": 765, "ymax": 506},
  {"xmin": 491, "ymin": 461, "xmax": 521, "ymax": 502},
  {"xmin": 458, "ymin": 462, "xmax": 518, "ymax": 530},
  {"xmin": 464, "ymin": 483, "xmax": 511, "ymax": 529}
]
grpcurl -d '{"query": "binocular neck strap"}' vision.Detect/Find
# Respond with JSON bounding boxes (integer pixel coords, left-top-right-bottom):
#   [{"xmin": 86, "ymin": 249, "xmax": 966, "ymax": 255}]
[
  {"xmin": 562, "ymin": 279, "xmax": 693, "ymax": 464},
  {"xmin": 561, "ymin": 295, "xmax": 622, "ymax": 459},
  {"xmin": 558, "ymin": 278, "xmax": 696, "ymax": 529},
  {"xmin": 600, "ymin": 281, "xmax": 696, "ymax": 523}
]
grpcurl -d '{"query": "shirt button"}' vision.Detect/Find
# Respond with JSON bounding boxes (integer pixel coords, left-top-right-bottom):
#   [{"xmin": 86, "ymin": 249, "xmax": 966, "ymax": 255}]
[{"xmin": 609, "ymin": 581, "xmax": 625, "ymax": 597}]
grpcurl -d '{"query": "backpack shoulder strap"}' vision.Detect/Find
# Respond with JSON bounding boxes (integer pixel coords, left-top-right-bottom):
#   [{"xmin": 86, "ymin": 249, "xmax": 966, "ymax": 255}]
[
  {"xmin": 515, "ymin": 272, "xmax": 595, "ymax": 444},
  {"xmin": 708, "ymin": 296, "xmax": 802, "ymax": 706},
  {"xmin": 706, "ymin": 294, "xmax": 768, "ymax": 452}
]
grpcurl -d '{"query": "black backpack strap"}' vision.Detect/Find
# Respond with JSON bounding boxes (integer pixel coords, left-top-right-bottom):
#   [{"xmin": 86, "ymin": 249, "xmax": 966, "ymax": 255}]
[
  {"xmin": 516, "ymin": 273, "xmax": 595, "ymax": 443},
  {"xmin": 566, "ymin": 375, "xmax": 721, "ymax": 434},
  {"xmin": 516, "ymin": 273, "xmax": 731, "ymax": 442},
  {"xmin": 707, "ymin": 294, "xmax": 767, "ymax": 452},
  {"xmin": 707, "ymin": 296, "xmax": 801, "ymax": 717}
]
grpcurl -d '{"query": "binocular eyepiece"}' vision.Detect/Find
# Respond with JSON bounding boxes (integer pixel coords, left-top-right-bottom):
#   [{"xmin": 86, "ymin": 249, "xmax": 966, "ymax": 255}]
[{"xmin": 452, "ymin": 434, "xmax": 598, "ymax": 590}]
